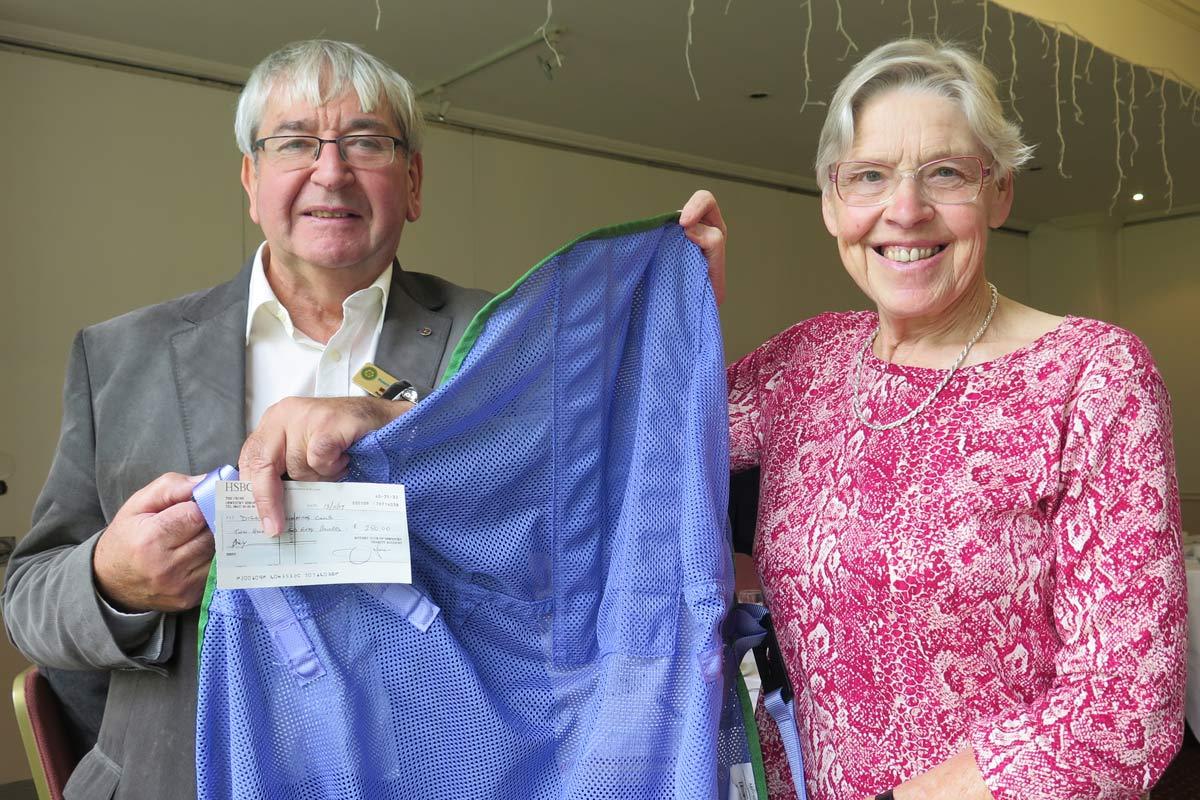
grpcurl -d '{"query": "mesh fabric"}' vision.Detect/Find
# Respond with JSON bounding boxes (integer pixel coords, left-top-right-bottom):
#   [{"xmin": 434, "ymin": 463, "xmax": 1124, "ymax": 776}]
[{"xmin": 196, "ymin": 217, "xmax": 753, "ymax": 799}]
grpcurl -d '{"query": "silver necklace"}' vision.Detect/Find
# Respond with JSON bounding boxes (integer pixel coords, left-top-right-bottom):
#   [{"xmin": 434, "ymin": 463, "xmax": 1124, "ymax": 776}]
[{"xmin": 851, "ymin": 282, "xmax": 998, "ymax": 431}]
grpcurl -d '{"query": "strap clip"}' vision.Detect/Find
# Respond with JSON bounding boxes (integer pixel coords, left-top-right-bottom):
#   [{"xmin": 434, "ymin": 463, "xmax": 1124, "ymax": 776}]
[{"xmin": 751, "ymin": 611, "xmax": 793, "ymax": 704}]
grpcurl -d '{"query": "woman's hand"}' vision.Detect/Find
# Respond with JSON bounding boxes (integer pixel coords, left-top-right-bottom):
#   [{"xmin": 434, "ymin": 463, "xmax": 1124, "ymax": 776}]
[
  {"xmin": 679, "ymin": 190, "xmax": 727, "ymax": 306},
  {"xmin": 883, "ymin": 747, "xmax": 994, "ymax": 800}
]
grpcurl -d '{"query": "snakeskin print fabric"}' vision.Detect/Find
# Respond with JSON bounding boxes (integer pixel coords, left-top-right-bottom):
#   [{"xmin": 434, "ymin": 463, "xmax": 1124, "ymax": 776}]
[{"xmin": 728, "ymin": 312, "xmax": 1185, "ymax": 800}]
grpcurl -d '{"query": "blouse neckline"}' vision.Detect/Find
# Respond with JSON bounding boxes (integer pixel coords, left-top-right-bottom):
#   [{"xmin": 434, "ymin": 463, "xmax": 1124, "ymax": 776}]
[{"xmin": 859, "ymin": 314, "xmax": 1082, "ymax": 381}]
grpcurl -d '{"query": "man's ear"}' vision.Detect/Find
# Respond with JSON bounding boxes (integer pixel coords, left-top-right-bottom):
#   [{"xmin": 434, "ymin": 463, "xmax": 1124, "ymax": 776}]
[
  {"xmin": 405, "ymin": 152, "xmax": 424, "ymax": 222},
  {"xmin": 241, "ymin": 155, "xmax": 260, "ymax": 225},
  {"xmin": 988, "ymin": 171, "xmax": 1015, "ymax": 229},
  {"xmin": 821, "ymin": 189, "xmax": 839, "ymax": 237}
]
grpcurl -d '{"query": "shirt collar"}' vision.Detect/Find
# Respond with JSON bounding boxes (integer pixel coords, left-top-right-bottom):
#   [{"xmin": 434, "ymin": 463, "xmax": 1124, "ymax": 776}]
[{"xmin": 244, "ymin": 242, "xmax": 393, "ymax": 344}]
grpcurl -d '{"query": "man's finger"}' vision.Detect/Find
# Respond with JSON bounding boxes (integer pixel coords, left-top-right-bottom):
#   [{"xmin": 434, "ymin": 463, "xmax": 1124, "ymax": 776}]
[
  {"xmin": 307, "ymin": 431, "xmax": 353, "ymax": 477},
  {"xmin": 121, "ymin": 472, "xmax": 206, "ymax": 517},
  {"xmin": 283, "ymin": 435, "xmax": 321, "ymax": 481},
  {"xmin": 240, "ymin": 427, "xmax": 287, "ymax": 537},
  {"xmin": 152, "ymin": 500, "xmax": 209, "ymax": 546},
  {"xmin": 172, "ymin": 529, "xmax": 216, "ymax": 569}
]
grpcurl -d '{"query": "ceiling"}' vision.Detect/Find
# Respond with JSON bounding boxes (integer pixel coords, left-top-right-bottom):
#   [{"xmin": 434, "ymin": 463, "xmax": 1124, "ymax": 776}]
[{"xmin": 2, "ymin": 0, "xmax": 1197, "ymax": 227}]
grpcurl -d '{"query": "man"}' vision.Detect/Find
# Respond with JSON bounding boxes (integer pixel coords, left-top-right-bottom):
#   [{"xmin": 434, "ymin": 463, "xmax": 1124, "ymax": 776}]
[{"xmin": 3, "ymin": 39, "xmax": 726, "ymax": 799}]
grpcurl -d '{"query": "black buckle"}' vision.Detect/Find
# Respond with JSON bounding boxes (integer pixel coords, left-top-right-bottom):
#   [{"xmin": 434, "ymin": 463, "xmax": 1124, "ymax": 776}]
[
  {"xmin": 381, "ymin": 380, "xmax": 419, "ymax": 403},
  {"xmin": 751, "ymin": 611, "xmax": 793, "ymax": 704}
]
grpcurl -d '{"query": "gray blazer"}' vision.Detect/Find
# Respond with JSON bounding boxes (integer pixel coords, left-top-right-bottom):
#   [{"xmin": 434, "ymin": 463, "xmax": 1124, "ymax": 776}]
[{"xmin": 2, "ymin": 258, "xmax": 490, "ymax": 800}]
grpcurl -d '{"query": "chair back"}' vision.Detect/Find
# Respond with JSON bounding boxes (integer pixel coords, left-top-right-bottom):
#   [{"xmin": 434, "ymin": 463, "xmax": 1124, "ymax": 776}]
[{"xmin": 12, "ymin": 665, "xmax": 78, "ymax": 800}]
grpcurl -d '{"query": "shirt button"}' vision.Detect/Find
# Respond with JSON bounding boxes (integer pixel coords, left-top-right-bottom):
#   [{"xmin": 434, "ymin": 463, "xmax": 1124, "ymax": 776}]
[{"xmin": 328, "ymin": 349, "xmax": 341, "ymax": 362}]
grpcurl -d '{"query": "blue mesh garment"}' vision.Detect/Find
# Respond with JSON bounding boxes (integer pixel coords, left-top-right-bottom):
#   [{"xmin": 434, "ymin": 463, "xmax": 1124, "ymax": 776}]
[{"xmin": 195, "ymin": 216, "xmax": 758, "ymax": 799}]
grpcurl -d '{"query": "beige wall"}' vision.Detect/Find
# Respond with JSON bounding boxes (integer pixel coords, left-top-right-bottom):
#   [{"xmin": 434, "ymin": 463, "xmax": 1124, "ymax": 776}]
[
  {"xmin": 0, "ymin": 48, "xmax": 249, "ymax": 786},
  {"xmin": 0, "ymin": 47, "xmax": 1035, "ymax": 784}
]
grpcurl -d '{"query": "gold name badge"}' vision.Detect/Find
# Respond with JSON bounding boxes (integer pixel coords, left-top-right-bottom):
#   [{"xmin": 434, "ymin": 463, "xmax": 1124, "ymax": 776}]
[{"xmin": 353, "ymin": 362, "xmax": 401, "ymax": 398}]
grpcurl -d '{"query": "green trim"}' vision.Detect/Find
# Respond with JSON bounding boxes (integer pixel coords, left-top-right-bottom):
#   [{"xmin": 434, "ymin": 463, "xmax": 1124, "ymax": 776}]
[
  {"xmin": 737, "ymin": 672, "xmax": 770, "ymax": 800},
  {"xmin": 197, "ymin": 559, "xmax": 218, "ymax": 663},
  {"xmin": 438, "ymin": 211, "xmax": 682, "ymax": 385}
]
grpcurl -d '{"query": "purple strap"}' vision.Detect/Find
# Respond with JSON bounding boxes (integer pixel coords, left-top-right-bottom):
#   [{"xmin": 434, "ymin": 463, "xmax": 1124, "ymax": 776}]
[
  {"xmin": 192, "ymin": 464, "xmax": 239, "ymax": 526},
  {"xmin": 728, "ymin": 603, "xmax": 808, "ymax": 798},
  {"xmin": 194, "ymin": 465, "xmax": 440, "ymax": 682},
  {"xmin": 763, "ymin": 688, "xmax": 808, "ymax": 800},
  {"xmin": 194, "ymin": 466, "xmax": 325, "ymax": 683},
  {"xmin": 360, "ymin": 583, "xmax": 440, "ymax": 632}
]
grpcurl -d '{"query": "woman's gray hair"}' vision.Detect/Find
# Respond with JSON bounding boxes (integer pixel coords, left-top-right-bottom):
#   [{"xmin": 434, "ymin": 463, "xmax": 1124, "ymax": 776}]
[
  {"xmin": 234, "ymin": 39, "xmax": 424, "ymax": 158},
  {"xmin": 814, "ymin": 39, "xmax": 1034, "ymax": 190}
]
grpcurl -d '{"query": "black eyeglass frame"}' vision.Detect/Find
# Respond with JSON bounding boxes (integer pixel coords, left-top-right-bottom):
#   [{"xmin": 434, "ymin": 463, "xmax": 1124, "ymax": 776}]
[{"xmin": 251, "ymin": 134, "xmax": 409, "ymax": 169}]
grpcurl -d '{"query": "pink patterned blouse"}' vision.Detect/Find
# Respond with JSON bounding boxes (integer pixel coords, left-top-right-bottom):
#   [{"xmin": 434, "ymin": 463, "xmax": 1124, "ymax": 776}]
[{"xmin": 728, "ymin": 312, "xmax": 1185, "ymax": 800}]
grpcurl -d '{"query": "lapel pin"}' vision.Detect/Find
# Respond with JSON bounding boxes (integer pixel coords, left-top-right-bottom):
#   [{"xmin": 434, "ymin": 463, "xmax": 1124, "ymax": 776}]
[{"xmin": 418, "ymin": 327, "xmax": 432, "ymax": 337}]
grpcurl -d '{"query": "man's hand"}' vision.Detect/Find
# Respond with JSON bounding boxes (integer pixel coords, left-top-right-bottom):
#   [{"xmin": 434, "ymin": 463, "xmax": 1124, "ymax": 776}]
[
  {"xmin": 679, "ymin": 189, "xmax": 728, "ymax": 306},
  {"xmin": 239, "ymin": 396, "xmax": 412, "ymax": 536},
  {"xmin": 93, "ymin": 473, "xmax": 212, "ymax": 613}
]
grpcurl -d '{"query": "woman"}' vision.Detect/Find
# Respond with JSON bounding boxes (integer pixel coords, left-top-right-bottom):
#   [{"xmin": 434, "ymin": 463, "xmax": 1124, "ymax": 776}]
[{"xmin": 726, "ymin": 40, "xmax": 1185, "ymax": 800}]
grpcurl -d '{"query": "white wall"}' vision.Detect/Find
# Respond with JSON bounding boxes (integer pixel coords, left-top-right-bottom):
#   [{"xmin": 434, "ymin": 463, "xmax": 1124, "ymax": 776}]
[{"xmin": 0, "ymin": 47, "xmax": 1036, "ymax": 784}]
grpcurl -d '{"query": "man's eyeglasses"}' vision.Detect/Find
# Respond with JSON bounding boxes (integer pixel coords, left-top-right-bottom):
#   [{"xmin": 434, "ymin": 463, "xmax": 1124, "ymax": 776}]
[
  {"xmin": 253, "ymin": 135, "xmax": 408, "ymax": 170},
  {"xmin": 829, "ymin": 156, "xmax": 994, "ymax": 206}
]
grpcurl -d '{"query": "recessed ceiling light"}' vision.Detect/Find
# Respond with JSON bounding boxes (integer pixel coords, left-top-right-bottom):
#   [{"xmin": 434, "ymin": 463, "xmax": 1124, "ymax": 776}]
[
  {"xmin": 747, "ymin": 91, "xmax": 770, "ymax": 100},
  {"xmin": 1132, "ymin": 192, "xmax": 1145, "ymax": 201}
]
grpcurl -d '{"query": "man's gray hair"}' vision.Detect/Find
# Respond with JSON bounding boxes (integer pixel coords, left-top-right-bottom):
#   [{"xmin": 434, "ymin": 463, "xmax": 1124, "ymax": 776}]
[
  {"xmin": 234, "ymin": 39, "xmax": 424, "ymax": 157},
  {"xmin": 814, "ymin": 39, "xmax": 1034, "ymax": 190}
]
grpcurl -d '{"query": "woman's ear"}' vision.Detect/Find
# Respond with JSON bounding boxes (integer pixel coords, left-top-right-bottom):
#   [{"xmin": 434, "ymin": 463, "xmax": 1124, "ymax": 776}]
[
  {"xmin": 821, "ymin": 190, "xmax": 839, "ymax": 237},
  {"xmin": 988, "ymin": 172, "xmax": 1015, "ymax": 229}
]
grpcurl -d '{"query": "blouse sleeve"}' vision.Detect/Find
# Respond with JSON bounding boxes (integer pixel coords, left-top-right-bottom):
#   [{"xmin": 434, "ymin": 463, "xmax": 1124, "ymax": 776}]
[
  {"xmin": 727, "ymin": 344, "xmax": 766, "ymax": 473},
  {"xmin": 970, "ymin": 336, "xmax": 1186, "ymax": 800},
  {"xmin": 726, "ymin": 321, "xmax": 808, "ymax": 474}
]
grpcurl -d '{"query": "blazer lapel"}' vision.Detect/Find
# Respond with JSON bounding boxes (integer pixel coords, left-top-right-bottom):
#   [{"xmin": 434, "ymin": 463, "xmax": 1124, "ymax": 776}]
[
  {"xmin": 170, "ymin": 263, "xmax": 251, "ymax": 474},
  {"xmin": 374, "ymin": 265, "xmax": 453, "ymax": 398}
]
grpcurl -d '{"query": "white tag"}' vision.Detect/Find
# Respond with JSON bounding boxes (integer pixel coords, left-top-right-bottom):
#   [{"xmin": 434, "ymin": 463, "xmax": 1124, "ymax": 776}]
[
  {"xmin": 728, "ymin": 762, "xmax": 757, "ymax": 800},
  {"xmin": 214, "ymin": 480, "xmax": 411, "ymax": 589}
]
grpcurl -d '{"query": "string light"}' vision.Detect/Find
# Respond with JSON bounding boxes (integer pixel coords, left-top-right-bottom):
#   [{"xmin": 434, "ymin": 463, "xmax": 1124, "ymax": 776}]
[
  {"xmin": 834, "ymin": 0, "xmax": 860, "ymax": 60},
  {"xmin": 1053, "ymin": 28, "xmax": 1070, "ymax": 178},
  {"xmin": 685, "ymin": 0, "xmax": 700, "ymax": 101},
  {"xmin": 1127, "ymin": 65, "xmax": 1139, "ymax": 169},
  {"xmin": 535, "ymin": 0, "xmax": 563, "ymax": 68},
  {"xmin": 1006, "ymin": 9, "xmax": 1022, "ymax": 123},
  {"xmin": 1159, "ymin": 73, "xmax": 1175, "ymax": 211},
  {"xmin": 1031, "ymin": 18, "xmax": 1051, "ymax": 60},
  {"xmin": 377, "ymin": 0, "xmax": 1200, "ymax": 215},
  {"xmin": 799, "ymin": 1, "xmax": 820, "ymax": 112},
  {"xmin": 1069, "ymin": 35, "xmax": 1083, "ymax": 123},
  {"xmin": 978, "ymin": 0, "xmax": 990, "ymax": 61},
  {"xmin": 1110, "ymin": 58, "xmax": 1126, "ymax": 214}
]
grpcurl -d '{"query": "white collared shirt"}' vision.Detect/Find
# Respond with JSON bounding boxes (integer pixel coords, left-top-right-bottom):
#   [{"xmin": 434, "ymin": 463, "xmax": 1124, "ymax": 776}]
[
  {"xmin": 244, "ymin": 242, "xmax": 392, "ymax": 432},
  {"xmin": 102, "ymin": 243, "xmax": 394, "ymax": 656}
]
